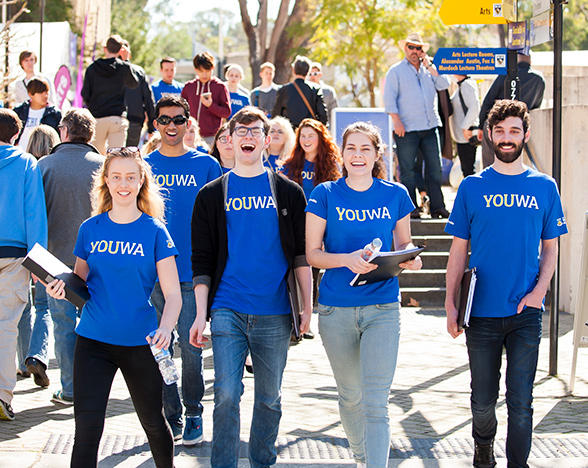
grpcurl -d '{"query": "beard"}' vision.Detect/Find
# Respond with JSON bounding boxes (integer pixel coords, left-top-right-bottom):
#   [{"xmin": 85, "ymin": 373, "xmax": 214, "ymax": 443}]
[{"xmin": 493, "ymin": 139, "xmax": 524, "ymax": 164}]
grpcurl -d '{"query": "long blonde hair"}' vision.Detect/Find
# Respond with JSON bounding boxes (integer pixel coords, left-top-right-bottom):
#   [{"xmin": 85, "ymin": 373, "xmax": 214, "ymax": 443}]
[
  {"xmin": 268, "ymin": 116, "xmax": 295, "ymax": 160},
  {"xmin": 91, "ymin": 147, "xmax": 165, "ymax": 221}
]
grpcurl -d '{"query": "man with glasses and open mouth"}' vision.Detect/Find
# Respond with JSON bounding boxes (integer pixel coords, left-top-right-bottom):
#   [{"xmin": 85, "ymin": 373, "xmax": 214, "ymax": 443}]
[{"xmin": 189, "ymin": 106, "xmax": 312, "ymax": 468}]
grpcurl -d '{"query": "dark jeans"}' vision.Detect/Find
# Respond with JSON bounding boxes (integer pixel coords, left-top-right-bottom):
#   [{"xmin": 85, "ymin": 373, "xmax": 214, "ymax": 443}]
[
  {"xmin": 465, "ymin": 308, "xmax": 542, "ymax": 468},
  {"xmin": 456, "ymin": 142, "xmax": 476, "ymax": 177},
  {"xmin": 72, "ymin": 335, "xmax": 173, "ymax": 468},
  {"xmin": 151, "ymin": 282, "xmax": 205, "ymax": 426},
  {"xmin": 394, "ymin": 128, "xmax": 446, "ymax": 212},
  {"xmin": 126, "ymin": 121, "xmax": 144, "ymax": 147}
]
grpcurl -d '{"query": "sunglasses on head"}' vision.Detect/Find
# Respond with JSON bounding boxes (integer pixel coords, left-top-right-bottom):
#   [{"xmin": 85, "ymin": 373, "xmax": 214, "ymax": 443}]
[
  {"xmin": 107, "ymin": 146, "xmax": 140, "ymax": 154},
  {"xmin": 106, "ymin": 146, "xmax": 142, "ymax": 158},
  {"xmin": 407, "ymin": 44, "xmax": 423, "ymax": 51},
  {"xmin": 156, "ymin": 115, "xmax": 188, "ymax": 126}
]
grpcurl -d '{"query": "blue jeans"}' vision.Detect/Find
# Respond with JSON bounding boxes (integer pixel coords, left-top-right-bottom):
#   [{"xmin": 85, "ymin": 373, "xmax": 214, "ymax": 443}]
[
  {"xmin": 48, "ymin": 296, "xmax": 78, "ymax": 398},
  {"xmin": 465, "ymin": 307, "xmax": 542, "ymax": 468},
  {"xmin": 394, "ymin": 128, "xmax": 446, "ymax": 213},
  {"xmin": 209, "ymin": 308, "xmax": 291, "ymax": 468},
  {"xmin": 151, "ymin": 282, "xmax": 204, "ymax": 425},
  {"xmin": 17, "ymin": 284, "xmax": 52, "ymax": 371},
  {"xmin": 317, "ymin": 302, "xmax": 401, "ymax": 467}
]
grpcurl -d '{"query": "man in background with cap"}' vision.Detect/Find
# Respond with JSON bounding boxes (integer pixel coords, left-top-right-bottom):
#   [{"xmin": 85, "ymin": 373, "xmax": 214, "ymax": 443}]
[{"xmin": 384, "ymin": 32, "xmax": 451, "ymax": 219}]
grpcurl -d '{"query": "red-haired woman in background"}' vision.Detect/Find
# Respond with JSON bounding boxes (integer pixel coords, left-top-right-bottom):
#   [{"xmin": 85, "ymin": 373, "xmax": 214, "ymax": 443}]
[
  {"xmin": 282, "ymin": 118, "xmax": 341, "ymax": 201},
  {"xmin": 282, "ymin": 118, "xmax": 341, "ymax": 339}
]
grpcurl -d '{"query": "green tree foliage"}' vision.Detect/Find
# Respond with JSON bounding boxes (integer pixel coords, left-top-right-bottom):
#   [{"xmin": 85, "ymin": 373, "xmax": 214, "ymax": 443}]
[
  {"xmin": 308, "ymin": 0, "xmax": 447, "ymax": 107},
  {"xmin": 14, "ymin": 0, "xmax": 75, "ymax": 26},
  {"xmin": 111, "ymin": 0, "xmax": 157, "ymax": 73}
]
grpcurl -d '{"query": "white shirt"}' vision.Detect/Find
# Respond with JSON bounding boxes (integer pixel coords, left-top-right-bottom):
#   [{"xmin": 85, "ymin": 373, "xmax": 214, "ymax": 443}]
[{"xmin": 18, "ymin": 107, "xmax": 45, "ymax": 151}]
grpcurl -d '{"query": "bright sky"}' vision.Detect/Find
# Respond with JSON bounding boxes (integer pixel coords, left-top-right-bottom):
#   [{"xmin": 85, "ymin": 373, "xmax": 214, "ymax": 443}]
[{"xmin": 147, "ymin": 0, "xmax": 284, "ymax": 25}]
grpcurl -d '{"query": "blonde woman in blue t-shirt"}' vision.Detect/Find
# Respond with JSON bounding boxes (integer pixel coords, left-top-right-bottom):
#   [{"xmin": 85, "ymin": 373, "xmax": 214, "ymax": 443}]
[
  {"xmin": 46, "ymin": 147, "xmax": 181, "ymax": 468},
  {"xmin": 306, "ymin": 122, "xmax": 422, "ymax": 467}
]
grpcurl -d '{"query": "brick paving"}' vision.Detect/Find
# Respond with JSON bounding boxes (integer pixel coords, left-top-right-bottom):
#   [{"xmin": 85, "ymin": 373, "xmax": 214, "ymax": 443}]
[{"xmin": 2, "ymin": 308, "xmax": 588, "ymax": 467}]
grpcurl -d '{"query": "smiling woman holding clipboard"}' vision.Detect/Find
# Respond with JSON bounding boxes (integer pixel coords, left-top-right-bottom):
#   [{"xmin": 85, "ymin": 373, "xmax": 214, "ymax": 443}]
[{"xmin": 305, "ymin": 121, "xmax": 422, "ymax": 466}]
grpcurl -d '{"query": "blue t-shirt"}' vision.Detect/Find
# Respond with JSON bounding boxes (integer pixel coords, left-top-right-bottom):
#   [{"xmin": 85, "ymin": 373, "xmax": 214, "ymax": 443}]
[
  {"xmin": 73, "ymin": 212, "xmax": 178, "ymax": 346},
  {"xmin": 212, "ymin": 171, "xmax": 290, "ymax": 316},
  {"xmin": 301, "ymin": 159, "xmax": 316, "ymax": 201},
  {"xmin": 306, "ymin": 178, "xmax": 414, "ymax": 307},
  {"xmin": 151, "ymin": 79, "xmax": 184, "ymax": 103},
  {"xmin": 229, "ymin": 90, "xmax": 250, "ymax": 119},
  {"xmin": 221, "ymin": 166, "xmax": 232, "ymax": 174},
  {"xmin": 445, "ymin": 167, "xmax": 568, "ymax": 318},
  {"xmin": 264, "ymin": 154, "xmax": 284, "ymax": 173},
  {"xmin": 145, "ymin": 149, "xmax": 222, "ymax": 282}
]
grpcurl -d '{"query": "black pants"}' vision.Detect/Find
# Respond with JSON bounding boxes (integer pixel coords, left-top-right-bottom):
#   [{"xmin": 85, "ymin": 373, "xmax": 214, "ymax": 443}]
[
  {"xmin": 71, "ymin": 335, "xmax": 173, "ymax": 468},
  {"xmin": 456, "ymin": 142, "xmax": 477, "ymax": 177},
  {"xmin": 126, "ymin": 121, "xmax": 144, "ymax": 146}
]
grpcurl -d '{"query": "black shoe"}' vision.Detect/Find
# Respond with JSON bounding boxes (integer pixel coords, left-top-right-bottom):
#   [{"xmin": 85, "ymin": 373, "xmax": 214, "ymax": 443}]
[
  {"xmin": 245, "ymin": 364, "xmax": 254, "ymax": 374},
  {"xmin": 431, "ymin": 208, "xmax": 450, "ymax": 219},
  {"xmin": 473, "ymin": 441, "xmax": 496, "ymax": 468},
  {"xmin": 410, "ymin": 210, "xmax": 421, "ymax": 219},
  {"xmin": 302, "ymin": 331, "xmax": 315, "ymax": 340},
  {"xmin": 26, "ymin": 358, "xmax": 50, "ymax": 388}
]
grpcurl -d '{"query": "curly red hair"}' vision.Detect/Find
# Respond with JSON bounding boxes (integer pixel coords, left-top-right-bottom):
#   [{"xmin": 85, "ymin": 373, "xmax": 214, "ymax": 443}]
[{"xmin": 283, "ymin": 118, "xmax": 341, "ymax": 187}]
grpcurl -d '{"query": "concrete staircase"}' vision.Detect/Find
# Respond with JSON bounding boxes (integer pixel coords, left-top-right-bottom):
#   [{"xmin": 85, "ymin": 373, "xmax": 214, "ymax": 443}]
[{"xmin": 399, "ymin": 219, "xmax": 452, "ymax": 308}]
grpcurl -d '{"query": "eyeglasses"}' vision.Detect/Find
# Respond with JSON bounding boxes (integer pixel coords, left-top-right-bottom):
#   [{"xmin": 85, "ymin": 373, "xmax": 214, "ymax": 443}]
[
  {"xmin": 156, "ymin": 115, "xmax": 188, "ymax": 126},
  {"xmin": 234, "ymin": 126, "xmax": 265, "ymax": 137},
  {"xmin": 217, "ymin": 136, "xmax": 229, "ymax": 144},
  {"xmin": 107, "ymin": 146, "xmax": 141, "ymax": 155},
  {"xmin": 407, "ymin": 44, "xmax": 423, "ymax": 51},
  {"xmin": 309, "ymin": 72, "xmax": 320, "ymax": 76}
]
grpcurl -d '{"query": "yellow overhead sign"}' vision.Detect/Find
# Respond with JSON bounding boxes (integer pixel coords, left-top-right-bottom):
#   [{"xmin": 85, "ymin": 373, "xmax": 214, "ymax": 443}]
[{"xmin": 439, "ymin": 1, "xmax": 510, "ymax": 25}]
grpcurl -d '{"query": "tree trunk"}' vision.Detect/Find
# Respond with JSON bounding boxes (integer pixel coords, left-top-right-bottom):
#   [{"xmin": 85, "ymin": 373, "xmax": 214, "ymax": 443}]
[{"xmin": 238, "ymin": 0, "xmax": 315, "ymax": 87}]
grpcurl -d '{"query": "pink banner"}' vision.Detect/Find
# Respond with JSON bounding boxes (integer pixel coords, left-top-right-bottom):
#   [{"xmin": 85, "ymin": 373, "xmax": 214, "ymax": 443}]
[{"xmin": 54, "ymin": 65, "xmax": 71, "ymax": 110}]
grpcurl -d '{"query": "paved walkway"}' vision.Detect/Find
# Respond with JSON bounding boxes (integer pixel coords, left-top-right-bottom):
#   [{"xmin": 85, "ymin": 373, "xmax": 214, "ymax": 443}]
[{"xmin": 2, "ymin": 307, "xmax": 588, "ymax": 467}]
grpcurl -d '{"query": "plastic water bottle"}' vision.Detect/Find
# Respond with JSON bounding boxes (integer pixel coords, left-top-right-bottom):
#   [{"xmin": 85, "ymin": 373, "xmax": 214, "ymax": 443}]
[
  {"xmin": 149, "ymin": 331, "xmax": 179, "ymax": 386},
  {"xmin": 361, "ymin": 238, "xmax": 383, "ymax": 261}
]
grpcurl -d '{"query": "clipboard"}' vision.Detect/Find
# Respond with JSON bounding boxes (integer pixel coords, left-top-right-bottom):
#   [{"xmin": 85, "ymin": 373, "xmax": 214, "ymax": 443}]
[
  {"xmin": 21, "ymin": 243, "xmax": 90, "ymax": 309},
  {"xmin": 350, "ymin": 245, "xmax": 425, "ymax": 287},
  {"xmin": 457, "ymin": 268, "xmax": 477, "ymax": 330}
]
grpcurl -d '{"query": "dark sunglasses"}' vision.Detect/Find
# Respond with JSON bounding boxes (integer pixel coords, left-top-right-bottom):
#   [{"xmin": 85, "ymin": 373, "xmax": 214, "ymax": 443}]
[
  {"xmin": 156, "ymin": 115, "xmax": 188, "ymax": 126},
  {"xmin": 407, "ymin": 44, "xmax": 423, "ymax": 51}
]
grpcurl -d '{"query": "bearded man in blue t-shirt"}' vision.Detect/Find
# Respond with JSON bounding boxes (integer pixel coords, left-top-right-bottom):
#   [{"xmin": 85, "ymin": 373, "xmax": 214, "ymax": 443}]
[
  {"xmin": 189, "ymin": 106, "xmax": 312, "ymax": 468},
  {"xmin": 445, "ymin": 99, "xmax": 568, "ymax": 468}
]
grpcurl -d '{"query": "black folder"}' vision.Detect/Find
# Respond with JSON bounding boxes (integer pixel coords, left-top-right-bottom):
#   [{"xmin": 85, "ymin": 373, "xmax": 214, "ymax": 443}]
[
  {"xmin": 457, "ymin": 268, "xmax": 477, "ymax": 330},
  {"xmin": 21, "ymin": 243, "xmax": 90, "ymax": 309},
  {"xmin": 350, "ymin": 245, "xmax": 425, "ymax": 287}
]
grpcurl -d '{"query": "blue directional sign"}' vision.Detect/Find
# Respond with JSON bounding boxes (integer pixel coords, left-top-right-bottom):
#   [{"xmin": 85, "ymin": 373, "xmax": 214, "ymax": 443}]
[{"xmin": 433, "ymin": 48, "xmax": 508, "ymax": 75}]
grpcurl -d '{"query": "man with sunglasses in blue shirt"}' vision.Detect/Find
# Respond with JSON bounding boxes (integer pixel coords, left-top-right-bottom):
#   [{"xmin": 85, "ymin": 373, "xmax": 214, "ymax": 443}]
[
  {"xmin": 145, "ymin": 95, "xmax": 221, "ymax": 445},
  {"xmin": 384, "ymin": 32, "xmax": 451, "ymax": 219},
  {"xmin": 189, "ymin": 106, "xmax": 312, "ymax": 468}
]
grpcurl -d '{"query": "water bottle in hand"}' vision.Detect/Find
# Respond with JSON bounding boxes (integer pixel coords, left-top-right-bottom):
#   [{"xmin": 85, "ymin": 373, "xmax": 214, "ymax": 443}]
[
  {"xmin": 361, "ymin": 238, "xmax": 382, "ymax": 261},
  {"xmin": 149, "ymin": 331, "xmax": 179, "ymax": 385}
]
